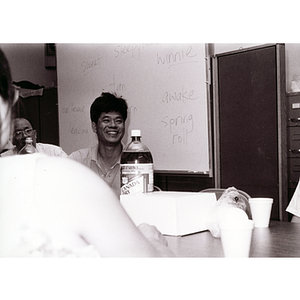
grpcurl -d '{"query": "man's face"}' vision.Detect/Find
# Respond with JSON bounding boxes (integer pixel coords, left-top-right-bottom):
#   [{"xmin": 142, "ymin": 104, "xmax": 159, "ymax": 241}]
[
  {"xmin": 12, "ymin": 118, "xmax": 37, "ymax": 151},
  {"xmin": 93, "ymin": 111, "xmax": 125, "ymax": 146}
]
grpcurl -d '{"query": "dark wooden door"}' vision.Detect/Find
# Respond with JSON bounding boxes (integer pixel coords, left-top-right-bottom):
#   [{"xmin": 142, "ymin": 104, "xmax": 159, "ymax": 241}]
[{"xmin": 215, "ymin": 44, "xmax": 287, "ymax": 221}]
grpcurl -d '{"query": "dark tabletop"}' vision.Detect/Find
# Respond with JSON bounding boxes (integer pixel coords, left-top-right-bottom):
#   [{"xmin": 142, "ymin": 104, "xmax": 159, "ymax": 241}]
[{"xmin": 165, "ymin": 221, "xmax": 300, "ymax": 257}]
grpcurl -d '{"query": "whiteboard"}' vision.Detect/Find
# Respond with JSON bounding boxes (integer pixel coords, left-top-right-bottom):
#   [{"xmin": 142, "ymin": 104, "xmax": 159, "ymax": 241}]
[{"xmin": 56, "ymin": 44, "xmax": 210, "ymax": 173}]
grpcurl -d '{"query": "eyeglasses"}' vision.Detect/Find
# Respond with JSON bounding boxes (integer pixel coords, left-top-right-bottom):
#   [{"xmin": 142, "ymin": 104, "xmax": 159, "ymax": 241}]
[{"xmin": 13, "ymin": 128, "xmax": 34, "ymax": 139}]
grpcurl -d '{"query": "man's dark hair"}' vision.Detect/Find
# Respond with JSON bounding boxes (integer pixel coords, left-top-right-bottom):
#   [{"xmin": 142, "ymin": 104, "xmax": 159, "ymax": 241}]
[{"xmin": 90, "ymin": 92, "xmax": 128, "ymax": 124}]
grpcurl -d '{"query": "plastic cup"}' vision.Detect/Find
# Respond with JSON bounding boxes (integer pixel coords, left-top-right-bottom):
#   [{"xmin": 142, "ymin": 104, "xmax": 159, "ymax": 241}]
[
  {"xmin": 249, "ymin": 198, "xmax": 273, "ymax": 228},
  {"xmin": 220, "ymin": 219, "xmax": 254, "ymax": 258}
]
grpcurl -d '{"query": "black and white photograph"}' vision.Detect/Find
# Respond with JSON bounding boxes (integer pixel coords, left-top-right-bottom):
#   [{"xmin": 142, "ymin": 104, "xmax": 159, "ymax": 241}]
[{"xmin": 0, "ymin": 1, "xmax": 299, "ymax": 299}]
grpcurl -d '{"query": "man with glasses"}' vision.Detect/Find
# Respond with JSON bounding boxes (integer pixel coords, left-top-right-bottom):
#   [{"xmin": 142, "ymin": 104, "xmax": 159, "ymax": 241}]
[{"xmin": 1, "ymin": 118, "xmax": 67, "ymax": 157}]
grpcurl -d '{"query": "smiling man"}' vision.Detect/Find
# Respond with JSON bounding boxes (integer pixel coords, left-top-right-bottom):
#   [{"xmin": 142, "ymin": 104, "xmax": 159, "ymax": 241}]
[{"xmin": 69, "ymin": 92, "xmax": 128, "ymax": 197}]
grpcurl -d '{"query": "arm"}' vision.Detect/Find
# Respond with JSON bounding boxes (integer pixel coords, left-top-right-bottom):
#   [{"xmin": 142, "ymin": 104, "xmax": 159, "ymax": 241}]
[{"xmin": 34, "ymin": 156, "xmax": 173, "ymax": 257}]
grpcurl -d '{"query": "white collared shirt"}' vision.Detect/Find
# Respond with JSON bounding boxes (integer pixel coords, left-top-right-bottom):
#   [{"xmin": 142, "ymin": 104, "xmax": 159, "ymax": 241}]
[{"xmin": 0, "ymin": 143, "xmax": 67, "ymax": 158}]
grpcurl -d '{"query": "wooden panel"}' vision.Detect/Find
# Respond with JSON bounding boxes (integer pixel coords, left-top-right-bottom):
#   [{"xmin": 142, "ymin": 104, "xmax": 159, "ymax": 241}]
[
  {"xmin": 154, "ymin": 173, "xmax": 214, "ymax": 192},
  {"xmin": 216, "ymin": 44, "xmax": 286, "ymax": 221},
  {"xmin": 39, "ymin": 88, "xmax": 59, "ymax": 145},
  {"xmin": 287, "ymin": 93, "xmax": 300, "ymax": 219},
  {"xmin": 288, "ymin": 157, "xmax": 300, "ymax": 188},
  {"xmin": 287, "ymin": 127, "xmax": 300, "ymax": 157}
]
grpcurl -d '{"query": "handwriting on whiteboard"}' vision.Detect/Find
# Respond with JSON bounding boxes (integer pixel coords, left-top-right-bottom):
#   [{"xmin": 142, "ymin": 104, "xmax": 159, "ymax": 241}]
[
  {"xmin": 161, "ymin": 114, "xmax": 194, "ymax": 145},
  {"xmin": 70, "ymin": 127, "xmax": 88, "ymax": 135},
  {"xmin": 156, "ymin": 46, "xmax": 198, "ymax": 66},
  {"xmin": 109, "ymin": 75, "xmax": 126, "ymax": 92},
  {"xmin": 162, "ymin": 88, "xmax": 198, "ymax": 104},
  {"xmin": 81, "ymin": 56, "xmax": 102, "ymax": 75},
  {"xmin": 113, "ymin": 44, "xmax": 156, "ymax": 59},
  {"xmin": 129, "ymin": 106, "xmax": 137, "ymax": 115},
  {"xmin": 62, "ymin": 104, "xmax": 89, "ymax": 135},
  {"xmin": 62, "ymin": 103, "xmax": 86, "ymax": 114}
]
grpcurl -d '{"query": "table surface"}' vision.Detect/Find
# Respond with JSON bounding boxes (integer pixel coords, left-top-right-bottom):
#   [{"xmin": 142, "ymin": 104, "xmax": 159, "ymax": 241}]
[{"xmin": 165, "ymin": 221, "xmax": 300, "ymax": 257}]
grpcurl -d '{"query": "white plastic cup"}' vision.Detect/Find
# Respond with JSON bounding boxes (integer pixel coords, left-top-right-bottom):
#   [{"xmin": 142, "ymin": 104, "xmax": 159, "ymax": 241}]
[
  {"xmin": 249, "ymin": 198, "xmax": 273, "ymax": 228},
  {"xmin": 220, "ymin": 219, "xmax": 254, "ymax": 258}
]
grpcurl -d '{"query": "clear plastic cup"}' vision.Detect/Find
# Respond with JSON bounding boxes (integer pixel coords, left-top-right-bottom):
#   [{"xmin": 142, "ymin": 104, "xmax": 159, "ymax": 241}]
[
  {"xmin": 249, "ymin": 198, "xmax": 273, "ymax": 227},
  {"xmin": 220, "ymin": 218, "xmax": 254, "ymax": 258}
]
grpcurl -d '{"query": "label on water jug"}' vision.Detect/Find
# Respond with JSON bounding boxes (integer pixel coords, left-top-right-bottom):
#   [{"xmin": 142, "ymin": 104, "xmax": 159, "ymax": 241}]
[{"xmin": 120, "ymin": 163, "xmax": 153, "ymax": 195}]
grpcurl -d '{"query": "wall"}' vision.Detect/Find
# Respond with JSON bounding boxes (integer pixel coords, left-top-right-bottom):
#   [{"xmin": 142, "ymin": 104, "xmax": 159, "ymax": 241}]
[
  {"xmin": 2, "ymin": 42, "xmax": 299, "ymax": 93},
  {"xmin": 285, "ymin": 44, "xmax": 300, "ymax": 92},
  {"xmin": 213, "ymin": 43, "xmax": 263, "ymax": 54},
  {"xmin": 0, "ymin": 43, "xmax": 57, "ymax": 88}
]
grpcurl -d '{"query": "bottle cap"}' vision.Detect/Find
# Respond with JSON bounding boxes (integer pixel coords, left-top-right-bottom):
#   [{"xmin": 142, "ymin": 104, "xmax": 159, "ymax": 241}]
[{"xmin": 131, "ymin": 129, "xmax": 141, "ymax": 137}]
